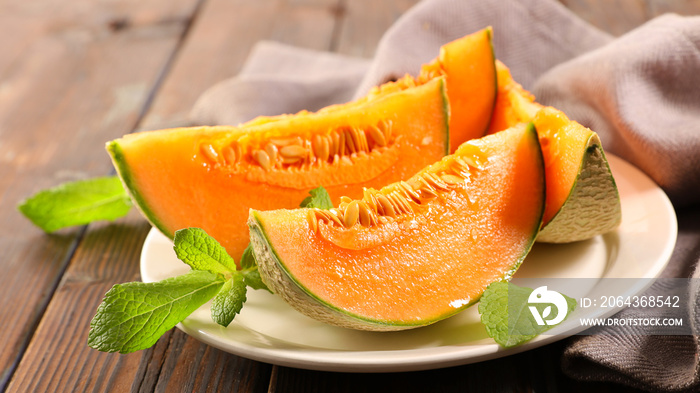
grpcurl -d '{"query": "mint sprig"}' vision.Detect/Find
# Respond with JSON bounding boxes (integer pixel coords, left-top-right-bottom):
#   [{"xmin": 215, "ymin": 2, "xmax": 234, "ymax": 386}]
[
  {"xmin": 88, "ymin": 270, "xmax": 225, "ymax": 353},
  {"xmin": 89, "ymin": 227, "xmax": 266, "ymax": 353},
  {"xmin": 18, "ymin": 176, "xmax": 132, "ymax": 232},
  {"xmin": 478, "ymin": 282, "xmax": 576, "ymax": 348}
]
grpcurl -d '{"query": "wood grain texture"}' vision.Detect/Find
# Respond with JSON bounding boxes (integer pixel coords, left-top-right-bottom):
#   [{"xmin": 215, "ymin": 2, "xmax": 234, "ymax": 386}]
[{"xmin": 0, "ymin": 0, "xmax": 199, "ymax": 390}]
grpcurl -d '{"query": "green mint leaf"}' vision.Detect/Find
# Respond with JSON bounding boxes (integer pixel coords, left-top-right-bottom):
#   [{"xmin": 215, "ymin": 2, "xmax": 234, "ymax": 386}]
[
  {"xmin": 240, "ymin": 243, "xmax": 257, "ymax": 269},
  {"xmin": 18, "ymin": 176, "xmax": 132, "ymax": 232},
  {"xmin": 243, "ymin": 267, "xmax": 270, "ymax": 292},
  {"xmin": 211, "ymin": 274, "xmax": 247, "ymax": 327},
  {"xmin": 299, "ymin": 186, "xmax": 333, "ymax": 209},
  {"xmin": 478, "ymin": 282, "xmax": 576, "ymax": 348},
  {"xmin": 240, "ymin": 243, "xmax": 270, "ymax": 292},
  {"xmin": 174, "ymin": 227, "xmax": 237, "ymax": 276},
  {"xmin": 88, "ymin": 270, "xmax": 225, "ymax": 353}
]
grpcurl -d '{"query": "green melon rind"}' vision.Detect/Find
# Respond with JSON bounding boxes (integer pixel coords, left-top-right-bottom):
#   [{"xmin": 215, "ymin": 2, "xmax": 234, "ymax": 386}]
[
  {"xmin": 536, "ymin": 133, "xmax": 621, "ymax": 243},
  {"xmin": 437, "ymin": 77, "xmax": 451, "ymax": 156},
  {"xmin": 248, "ymin": 124, "xmax": 546, "ymax": 331},
  {"xmin": 481, "ymin": 26, "xmax": 498, "ymax": 137},
  {"xmin": 106, "ymin": 140, "xmax": 173, "ymax": 240}
]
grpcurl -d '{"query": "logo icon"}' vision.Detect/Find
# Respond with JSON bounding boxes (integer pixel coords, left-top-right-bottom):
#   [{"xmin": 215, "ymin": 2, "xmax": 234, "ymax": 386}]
[{"xmin": 528, "ymin": 286, "xmax": 569, "ymax": 326}]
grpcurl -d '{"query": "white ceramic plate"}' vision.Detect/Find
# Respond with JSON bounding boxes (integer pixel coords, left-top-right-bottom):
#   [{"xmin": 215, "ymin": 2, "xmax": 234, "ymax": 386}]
[{"xmin": 141, "ymin": 155, "xmax": 677, "ymax": 372}]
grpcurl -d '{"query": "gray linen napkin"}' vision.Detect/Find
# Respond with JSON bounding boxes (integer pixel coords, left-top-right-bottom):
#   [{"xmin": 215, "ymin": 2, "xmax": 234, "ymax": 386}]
[{"xmin": 191, "ymin": 0, "xmax": 700, "ymax": 390}]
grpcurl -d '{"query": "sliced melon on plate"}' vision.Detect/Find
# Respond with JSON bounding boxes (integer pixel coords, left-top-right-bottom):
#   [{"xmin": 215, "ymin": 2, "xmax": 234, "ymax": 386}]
[{"xmin": 248, "ymin": 123, "xmax": 545, "ymax": 331}]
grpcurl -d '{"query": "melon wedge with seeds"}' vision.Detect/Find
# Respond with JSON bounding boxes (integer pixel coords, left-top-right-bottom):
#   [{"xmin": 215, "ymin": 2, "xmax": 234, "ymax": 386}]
[
  {"xmin": 108, "ymin": 78, "xmax": 449, "ymax": 260},
  {"xmin": 487, "ymin": 62, "xmax": 621, "ymax": 242},
  {"xmin": 248, "ymin": 123, "xmax": 545, "ymax": 331}
]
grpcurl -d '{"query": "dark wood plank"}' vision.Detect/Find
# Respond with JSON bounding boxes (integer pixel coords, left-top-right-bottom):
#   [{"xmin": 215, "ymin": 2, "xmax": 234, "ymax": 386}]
[
  {"xmin": 5, "ymin": 216, "xmax": 151, "ymax": 392},
  {"xmin": 147, "ymin": 329, "xmax": 272, "ymax": 393},
  {"xmin": 0, "ymin": 0, "xmax": 200, "ymax": 390},
  {"xmin": 268, "ymin": 349, "xmax": 538, "ymax": 393},
  {"xmin": 141, "ymin": 0, "xmax": 340, "ymax": 132}
]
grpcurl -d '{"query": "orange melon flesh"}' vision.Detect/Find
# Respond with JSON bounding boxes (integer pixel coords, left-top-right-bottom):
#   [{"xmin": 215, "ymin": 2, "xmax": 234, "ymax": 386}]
[
  {"xmin": 485, "ymin": 62, "xmax": 620, "ymax": 241},
  {"xmin": 249, "ymin": 123, "xmax": 545, "ymax": 330},
  {"xmin": 534, "ymin": 108, "xmax": 595, "ymax": 225},
  {"xmin": 487, "ymin": 60, "xmax": 540, "ymax": 135},
  {"xmin": 425, "ymin": 27, "xmax": 497, "ymax": 149},
  {"xmin": 108, "ymin": 78, "xmax": 449, "ymax": 260},
  {"xmin": 244, "ymin": 28, "xmax": 497, "ymax": 152}
]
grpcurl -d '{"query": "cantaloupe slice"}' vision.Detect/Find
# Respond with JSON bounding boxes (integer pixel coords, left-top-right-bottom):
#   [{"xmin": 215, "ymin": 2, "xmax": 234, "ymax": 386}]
[
  {"xmin": 248, "ymin": 123, "xmax": 545, "ymax": 331},
  {"xmin": 487, "ymin": 62, "xmax": 621, "ymax": 242},
  {"xmin": 108, "ymin": 78, "xmax": 449, "ymax": 260},
  {"xmin": 245, "ymin": 27, "xmax": 497, "ymax": 152}
]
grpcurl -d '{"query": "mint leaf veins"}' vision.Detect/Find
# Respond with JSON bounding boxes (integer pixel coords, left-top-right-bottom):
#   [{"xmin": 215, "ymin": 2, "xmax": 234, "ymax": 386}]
[
  {"xmin": 211, "ymin": 274, "xmax": 247, "ymax": 327},
  {"xmin": 478, "ymin": 282, "xmax": 576, "ymax": 348},
  {"xmin": 89, "ymin": 227, "xmax": 263, "ymax": 353},
  {"xmin": 88, "ymin": 270, "xmax": 225, "ymax": 353},
  {"xmin": 174, "ymin": 227, "xmax": 238, "ymax": 275},
  {"xmin": 18, "ymin": 176, "xmax": 132, "ymax": 232}
]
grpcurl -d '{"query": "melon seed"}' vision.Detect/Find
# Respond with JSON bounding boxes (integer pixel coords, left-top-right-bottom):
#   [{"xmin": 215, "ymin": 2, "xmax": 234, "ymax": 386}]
[
  {"xmin": 201, "ymin": 143, "xmax": 219, "ymax": 164},
  {"xmin": 312, "ymin": 134, "xmax": 330, "ymax": 162},
  {"xmin": 307, "ymin": 210, "xmax": 318, "ymax": 233},
  {"xmin": 343, "ymin": 201, "xmax": 360, "ymax": 228},
  {"xmin": 355, "ymin": 127, "xmax": 369, "ymax": 153},
  {"xmin": 282, "ymin": 156, "xmax": 302, "ymax": 165},
  {"xmin": 379, "ymin": 119, "xmax": 393, "ymax": 140},
  {"xmin": 425, "ymin": 173, "xmax": 449, "ymax": 191},
  {"xmin": 270, "ymin": 136, "xmax": 303, "ymax": 147},
  {"xmin": 253, "ymin": 150, "xmax": 272, "ymax": 170},
  {"xmin": 376, "ymin": 194, "xmax": 396, "ymax": 217},
  {"xmin": 222, "ymin": 145, "xmax": 237, "ymax": 165},
  {"xmin": 265, "ymin": 143, "xmax": 279, "ymax": 167},
  {"xmin": 344, "ymin": 128, "xmax": 357, "ymax": 154},
  {"xmin": 327, "ymin": 209, "xmax": 345, "ymax": 227},
  {"xmin": 399, "ymin": 181, "xmax": 422, "ymax": 203},
  {"xmin": 279, "ymin": 145, "xmax": 307, "ymax": 159},
  {"xmin": 337, "ymin": 131, "xmax": 346, "ymax": 156},
  {"xmin": 460, "ymin": 155, "xmax": 480, "ymax": 169},
  {"xmin": 440, "ymin": 174, "xmax": 464, "ymax": 186},
  {"xmin": 357, "ymin": 202, "xmax": 371, "ymax": 227},
  {"xmin": 367, "ymin": 125, "xmax": 387, "ymax": 147}
]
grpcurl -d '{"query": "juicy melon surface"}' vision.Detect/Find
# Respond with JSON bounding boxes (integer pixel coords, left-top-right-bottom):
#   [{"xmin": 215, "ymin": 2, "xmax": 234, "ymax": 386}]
[
  {"xmin": 249, "ymin": 124, "xmax": 545, "ymax": 329},
  {"xmin": 109, "ymin": 78, "xmax": 449, "ymax": 260}
]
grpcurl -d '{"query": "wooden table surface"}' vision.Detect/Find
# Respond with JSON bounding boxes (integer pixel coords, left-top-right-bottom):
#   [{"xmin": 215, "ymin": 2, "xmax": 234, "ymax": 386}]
[{"xmin": 1, "ymin": 1, "xmax": 698, "ymax": 392}]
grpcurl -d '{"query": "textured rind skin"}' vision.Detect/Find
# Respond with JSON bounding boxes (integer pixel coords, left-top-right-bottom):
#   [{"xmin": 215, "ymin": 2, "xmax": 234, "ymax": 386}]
[
  {"xmin": 248, "ymin": 212, "xmax": 414, "ymax": 331},
  {"xmin": 537, "ymin": 134, "xmax": 621, "ymax": 243}
]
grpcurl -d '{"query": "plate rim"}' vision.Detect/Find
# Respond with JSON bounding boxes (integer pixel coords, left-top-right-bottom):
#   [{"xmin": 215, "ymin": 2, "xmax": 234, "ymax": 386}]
[{"xmin": 140, "ymin": 154, "xmax": 678, "ymax": 372}]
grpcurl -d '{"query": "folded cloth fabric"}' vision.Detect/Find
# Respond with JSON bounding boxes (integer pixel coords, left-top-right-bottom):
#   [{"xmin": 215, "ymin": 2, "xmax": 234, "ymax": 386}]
[{"xmin": 191, "ymin": 0, "xmax": 700, "ymax": 390}]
